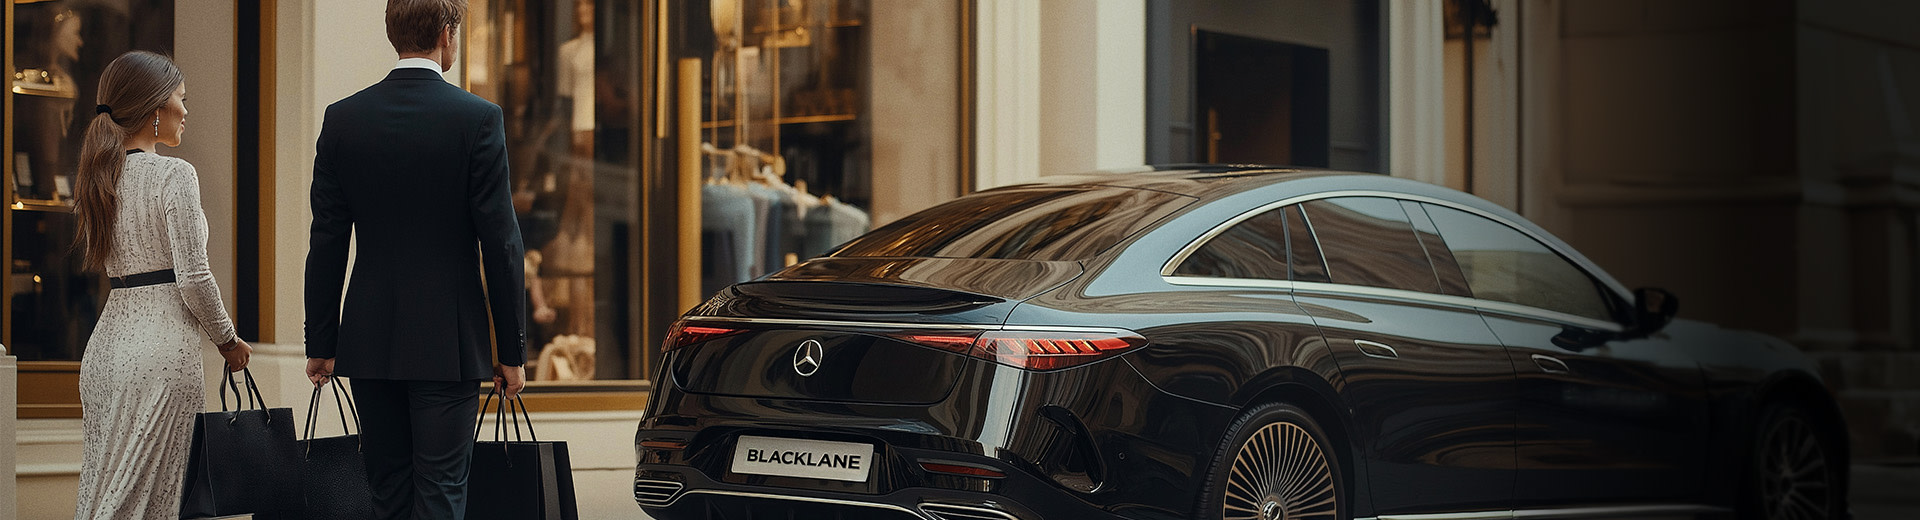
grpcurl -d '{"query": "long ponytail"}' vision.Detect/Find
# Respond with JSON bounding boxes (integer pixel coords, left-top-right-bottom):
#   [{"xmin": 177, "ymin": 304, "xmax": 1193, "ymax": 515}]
[{"xmin": 73, "ymin": 51, "xmax": 182, "ymax": 273}]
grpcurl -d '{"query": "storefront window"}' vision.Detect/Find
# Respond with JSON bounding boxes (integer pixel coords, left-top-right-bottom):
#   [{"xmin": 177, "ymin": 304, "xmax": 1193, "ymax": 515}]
[
  {"xmin": 6, "ymin": 0, "xmax": 175, "ymax": 361},
  {"xmin": 653, "ymin": 0, "xmax": 967, "ymax": 381},
  {"xmin": 468, "ymin": 0, "xmax": 641, "ymax": 381},
  {"xmin": 464, "ymin": 0, "xmax": 965, "ymax": 384}
]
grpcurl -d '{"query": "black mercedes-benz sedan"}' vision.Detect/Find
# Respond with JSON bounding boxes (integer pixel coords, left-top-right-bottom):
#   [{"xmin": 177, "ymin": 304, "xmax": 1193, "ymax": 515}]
[{"xmin": 633, "ymin": 166, "xmax": 1848, "ymax": 520}]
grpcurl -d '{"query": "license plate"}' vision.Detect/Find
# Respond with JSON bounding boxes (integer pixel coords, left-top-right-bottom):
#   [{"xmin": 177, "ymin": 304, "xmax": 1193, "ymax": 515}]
[{"xmin": 730, "ymin": 435, "xmax": 875, "ymax": 483}]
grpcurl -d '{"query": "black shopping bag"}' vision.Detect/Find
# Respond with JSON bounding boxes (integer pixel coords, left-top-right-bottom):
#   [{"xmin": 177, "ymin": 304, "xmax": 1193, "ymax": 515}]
[
  {"xmin": 180, "ymin": 368, "xmax": 301, "ymax": 519},
  {"xmin": 465, "ymin": 391, "xmax": 579, "ymax": 520},
  {"xmin": 301, "ymin": 378, "xmax": 375, "ymax": 519}
]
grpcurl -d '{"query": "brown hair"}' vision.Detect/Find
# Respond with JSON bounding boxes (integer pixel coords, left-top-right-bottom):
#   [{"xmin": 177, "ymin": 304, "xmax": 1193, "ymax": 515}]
[
  {"xmin": 74, "ymin": 51, "xmax": 182, "ymax": 273},
  {"xmin": 386, "ymin": 0, "xmax": 466, "ymax": 54}
]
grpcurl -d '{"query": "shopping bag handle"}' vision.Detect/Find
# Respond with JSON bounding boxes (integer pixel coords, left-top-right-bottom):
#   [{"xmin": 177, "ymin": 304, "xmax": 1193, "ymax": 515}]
[
  {"xmin": 474, "ymin": 389, "xmax": 540, "ymax": 444},
  {"xmin": 303, "ymin": 377, "xmax": 360, "ymax": 441},
  {"xmin": 218, "ymin": 367, "xmax": 268, "ymax": 413}
]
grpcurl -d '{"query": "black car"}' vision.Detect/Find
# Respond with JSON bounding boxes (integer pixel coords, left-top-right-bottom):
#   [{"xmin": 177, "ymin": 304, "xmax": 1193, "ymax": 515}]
[{"xmin": 633, "ymin": 166, "xmax": 1848, "ymax": 520}]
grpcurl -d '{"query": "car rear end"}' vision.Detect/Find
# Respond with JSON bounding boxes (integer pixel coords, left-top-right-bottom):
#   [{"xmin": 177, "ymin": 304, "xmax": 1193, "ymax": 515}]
[{"xmin": 633, "ymin": 185, "xmax": 1201, "ymax": 519}]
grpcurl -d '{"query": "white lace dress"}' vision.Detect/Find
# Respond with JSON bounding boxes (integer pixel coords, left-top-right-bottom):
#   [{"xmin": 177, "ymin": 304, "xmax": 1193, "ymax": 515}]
[{"xmin": 73, "ymin": 152, "xmax": 237, "ymax": 520}]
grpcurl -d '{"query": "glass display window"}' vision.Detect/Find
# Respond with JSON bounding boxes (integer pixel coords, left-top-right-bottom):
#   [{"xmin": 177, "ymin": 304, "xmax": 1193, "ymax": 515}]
[
  {"xmin": 467, "ymin": 0, "xmax": 644, "ymax": 382},
  {"xmin": 460, "ymin": 0, "xmax": 966, "ymax": 386},
  {"xmin": 684, "ymin": 0, "xmax": 877, "ymax": 310},
  {"xmin": 6, "ymin": 0, "xmax": 175, "ymax": 362}
]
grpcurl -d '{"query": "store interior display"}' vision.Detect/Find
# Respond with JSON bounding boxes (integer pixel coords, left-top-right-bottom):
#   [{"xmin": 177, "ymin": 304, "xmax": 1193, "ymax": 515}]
[
  {"xmin": 7, "ymin": 0, "xmax": 174, "ymax": 362},
  {"xmin": 464, "ymin": 0, "xmax": 877, "ymax": 381},
  {"xmin": 695, "ymin": 0, "xmax": 873, "ymax": 295},
  {"xmin": 470, "ymin": 0, "xmax": 644, "ymax": 381},
  {"xmin": 697, "ymin": 142, "xmax": 868, "ymax": 296}
]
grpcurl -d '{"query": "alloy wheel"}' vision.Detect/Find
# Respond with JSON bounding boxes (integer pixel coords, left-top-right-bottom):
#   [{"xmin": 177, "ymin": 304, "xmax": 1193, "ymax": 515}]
[
  {"xmin": 1222, "ymin": 422, "xmax": 1338, "ymax": 520},
  {"xmin": 1758, "ymin": 413, "xmax": 1832, "ymax": 520}
]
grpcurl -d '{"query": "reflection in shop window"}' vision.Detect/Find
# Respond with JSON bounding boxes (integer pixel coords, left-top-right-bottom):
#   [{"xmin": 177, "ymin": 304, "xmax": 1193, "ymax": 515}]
[
  {"xmin": 7, "ymin": 0, "xmax": 175, "ymax": 361},
  {"xmin": 468, "ymin": 0, "xmax": 636, "ymax": 381},
  {"xmin": 692, "ymin": 0, "xmax": 873, "ymax": 298},
  {"xmin": 466, "ymin": 0, "xmax": 962, "ymax": 383}
]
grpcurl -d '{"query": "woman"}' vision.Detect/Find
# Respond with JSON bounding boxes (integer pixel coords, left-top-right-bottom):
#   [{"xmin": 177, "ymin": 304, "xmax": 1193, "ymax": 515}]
[{"xmin": 71, "ymin": 50, "xmax": 251, "ymax": 520}]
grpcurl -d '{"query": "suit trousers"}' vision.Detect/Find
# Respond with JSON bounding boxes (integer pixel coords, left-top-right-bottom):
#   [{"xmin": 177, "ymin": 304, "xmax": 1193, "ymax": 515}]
[{"xmin": 353, "ymin": 378, "xmax": 481, "ymax": 520}]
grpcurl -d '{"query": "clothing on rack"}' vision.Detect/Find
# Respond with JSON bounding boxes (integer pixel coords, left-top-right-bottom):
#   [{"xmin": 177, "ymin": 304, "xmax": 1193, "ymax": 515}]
[
  {"xmin": 802, "ymin": 197, "xmax": 871, "ymax": 259},
  {"xmin": 697, "ymin": 143, "xmax": 870, "ymax": 295},
  {"xmin": 701, "ymin": 181, "xmax": 757, "ymax": 295}
]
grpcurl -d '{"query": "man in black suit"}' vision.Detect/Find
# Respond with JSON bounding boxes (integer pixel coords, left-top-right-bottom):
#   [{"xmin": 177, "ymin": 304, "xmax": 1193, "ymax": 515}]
[{"xmin": 304, "ymin": 1, "xmax": 526, "ymax": 518}]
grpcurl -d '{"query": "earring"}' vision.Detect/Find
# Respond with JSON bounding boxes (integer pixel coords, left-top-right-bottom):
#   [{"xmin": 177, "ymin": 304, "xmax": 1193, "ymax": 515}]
[{"xmin": 154, "ymin": 117, "xmax": 160, "ymax": 137}]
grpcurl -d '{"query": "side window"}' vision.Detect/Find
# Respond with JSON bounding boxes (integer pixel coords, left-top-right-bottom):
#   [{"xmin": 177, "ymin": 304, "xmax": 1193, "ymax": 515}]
[
  {"xmin": 1174, "ymin": 208, "xmax": 1290, "ymax": 280},
  {"xmin": 1419, "ymin": 203, "xmax": 1614, "ymax": 321},
  {"xmin": 1401, "ymin": 200, "xmax": 1472, "ymax": 297},
  {"xmin": 1301, "ymin": 197, "xmax": 1443, "ymax": 294},
  {"xmin": 1285, "ymin": 204, "xmax": 1330, "ymax": 283}
]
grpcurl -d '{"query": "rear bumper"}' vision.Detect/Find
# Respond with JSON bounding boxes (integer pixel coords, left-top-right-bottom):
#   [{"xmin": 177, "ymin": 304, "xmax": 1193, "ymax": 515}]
[
  {"xmin": 634, "ymin": 457, "xmax": 1054, "ymax": 520},
  {"xmin": 635, "ymin": 354, "xmax": 1236, "ymax": 520}
]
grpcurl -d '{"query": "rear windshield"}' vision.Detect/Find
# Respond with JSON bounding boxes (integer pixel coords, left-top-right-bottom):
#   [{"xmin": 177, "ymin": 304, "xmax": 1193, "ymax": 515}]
[{"xmin": 832, "ymin": 186, "xmax": 1194, "ymax": 262}]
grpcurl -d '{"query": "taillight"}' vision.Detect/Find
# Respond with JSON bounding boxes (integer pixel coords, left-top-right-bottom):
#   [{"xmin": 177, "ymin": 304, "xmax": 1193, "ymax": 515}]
[
  {"xmin": 889, "ymin": 329, "xmax": 1146, "ymax": 371},
  {"xmin": 918, "ymin": 461, "xmax": 1006, "ymax": 478},
  {"xmin": 661, "ymin": 320, "xmax": 746, "ymax": 352},
  {"xmin": 974, "ymin": 330, "xmax": 1147, "ymax": 370},
  {"xmin": 891, "ymin": 332, "xmax": 984, "ymax": 354}
]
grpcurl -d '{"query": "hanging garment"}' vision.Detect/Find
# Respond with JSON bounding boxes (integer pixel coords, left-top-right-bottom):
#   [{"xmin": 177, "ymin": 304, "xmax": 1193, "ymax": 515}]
[
  {"xmin": 802, "ymin": 198, "xmax": 871, "ymax": 259},
  {"xmin": 701, "ymin": 183, "xmax": 757, "ymax": 295}
]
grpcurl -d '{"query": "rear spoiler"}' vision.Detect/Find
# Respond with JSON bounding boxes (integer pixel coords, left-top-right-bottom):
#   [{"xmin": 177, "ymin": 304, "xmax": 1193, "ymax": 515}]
[{"xmin": 767, "ymin": 257, "xmax": 1084, "ymax": 301}]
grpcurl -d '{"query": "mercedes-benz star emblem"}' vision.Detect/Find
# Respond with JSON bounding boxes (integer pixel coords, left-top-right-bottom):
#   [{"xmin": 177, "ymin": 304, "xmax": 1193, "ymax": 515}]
[{"xmin": 793, "ymin": 340, "xmax": 824, "ymax": 377}]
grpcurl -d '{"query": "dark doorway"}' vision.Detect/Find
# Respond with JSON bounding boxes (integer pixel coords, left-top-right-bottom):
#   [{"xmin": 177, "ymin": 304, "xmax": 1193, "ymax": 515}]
[{"xmin": 1194, "ymin": 30, "xmax": 1330, "ymax": 167}]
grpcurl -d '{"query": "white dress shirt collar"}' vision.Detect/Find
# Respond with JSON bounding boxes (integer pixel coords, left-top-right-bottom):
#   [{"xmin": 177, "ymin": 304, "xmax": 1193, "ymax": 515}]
[{"xmin": 394, "ymin": 57, "xmax": 445, "ymax": 75}]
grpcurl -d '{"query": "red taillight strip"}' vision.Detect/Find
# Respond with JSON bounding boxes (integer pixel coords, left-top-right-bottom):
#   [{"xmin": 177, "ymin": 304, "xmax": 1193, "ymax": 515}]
[
  {"xmin": 918, "ymin": 461, "xmax": 1006, "ymax": 479},
  {"xmin": 897, "ymin": 333, "xmax": 982, "ymax": 354},
  {"xmin": 661, "ymin": 320, "xmax": 748, "ymax": 352},
  {"xmin": 972, "ymin": 330, "xmax": 1147, "ymax": 371}
]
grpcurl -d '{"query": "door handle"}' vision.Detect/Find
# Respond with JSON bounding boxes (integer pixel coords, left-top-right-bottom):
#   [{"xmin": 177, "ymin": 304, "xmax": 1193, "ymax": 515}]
[
  {"xmin": 1531, "ymin": 354, "xmax": 1571, "ymax": 375},
  {"xmin": 1355, "ymin": 340, "xmax": 1399, "ymax": 359}
]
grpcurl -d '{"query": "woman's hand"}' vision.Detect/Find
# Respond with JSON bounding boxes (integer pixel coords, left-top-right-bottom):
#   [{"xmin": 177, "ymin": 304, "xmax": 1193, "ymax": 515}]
[{"xmin": 218, "ymin": 339, "xmax": 251, "ymax": 372}]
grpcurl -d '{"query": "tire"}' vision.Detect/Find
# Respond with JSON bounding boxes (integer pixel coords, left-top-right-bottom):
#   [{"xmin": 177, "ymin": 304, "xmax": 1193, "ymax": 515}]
[
  {"xmin": 1743, "ymin": 402, "xmax": 1845, "ymax": 520},
  {"xmin": 1193, "ymin": 402, "xmax": 1344, "ymax": 520}
]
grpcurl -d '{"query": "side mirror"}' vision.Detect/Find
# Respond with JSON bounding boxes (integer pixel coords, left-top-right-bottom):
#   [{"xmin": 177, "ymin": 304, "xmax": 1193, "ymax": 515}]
[{"xmin": 1628, "ymin": 287, "xmax": 1679, "ymax": 337}]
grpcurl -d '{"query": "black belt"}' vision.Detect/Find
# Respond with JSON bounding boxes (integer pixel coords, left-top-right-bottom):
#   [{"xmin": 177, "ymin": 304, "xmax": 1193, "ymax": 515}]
[{"xmin": 110, "ymin": 269, "xmax": 176, "ymax": 289}]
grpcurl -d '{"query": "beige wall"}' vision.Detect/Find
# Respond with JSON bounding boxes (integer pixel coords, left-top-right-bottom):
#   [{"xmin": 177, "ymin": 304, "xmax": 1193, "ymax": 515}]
[
  {"xmin": 271, "ymin": 0, "xmax": 406, "ymax": 342},
  {"xmin": 1, "ymin": 347, "xmax": 14, "ymax": 520},
  {"xmin": 868, "ymin": 0, "xmax": 963, "ymax": 226},
  {"xmin": 1039, "ymin": 0, "xmax": 1145, "ymax": 176},
  {"xmin": 976, "ymin": 0, "xmax": 1145, "ymax": 189},
  {"xmin": 1792, "ymin": 0, "xmax": 1920, "ymax": 457},
  {"xmin": 1525, "ymin": 0, "xmax": 1800, "ymax": 326},
  {"xmin": 168, "ymin": 0, "xmax": 240, "ymax": 330},
  {"xmin": 1507, "ymin": 0, "xmax": 1920, "ymax": 457}
]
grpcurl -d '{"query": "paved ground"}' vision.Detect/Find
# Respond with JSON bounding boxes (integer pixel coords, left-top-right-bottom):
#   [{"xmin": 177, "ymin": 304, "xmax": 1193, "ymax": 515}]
[
  {"xmin": 574, "ymin": 464, "xmax": 1920, "ymax": 520},
  {"xmin": 577, "ymin": 468, "xmax": 653, "ymax": 520},
  {"xmin": 1851, "ymin": 462, "xmax": 1920, "ymax": 520}
]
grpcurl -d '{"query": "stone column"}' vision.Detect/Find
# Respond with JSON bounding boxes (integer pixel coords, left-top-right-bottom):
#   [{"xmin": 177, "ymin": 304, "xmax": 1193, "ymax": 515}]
[{"xmin": 2, "ymin": 343, "xmax": 17, "ymax": 520}]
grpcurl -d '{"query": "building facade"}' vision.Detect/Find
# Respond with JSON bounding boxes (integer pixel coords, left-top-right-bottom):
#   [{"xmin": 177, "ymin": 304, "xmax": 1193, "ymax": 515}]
[{"xmin": 4, "ymin": 0, "xmax": 1915, "ymax": 517}]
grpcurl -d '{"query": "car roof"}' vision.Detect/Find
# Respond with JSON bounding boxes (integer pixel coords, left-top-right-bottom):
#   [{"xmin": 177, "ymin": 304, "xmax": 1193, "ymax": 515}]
[
  {"xmin": 1009, "ymin": 164, "xmax": 1636, "ymax": 302},
  {"xmin": 1023, "ymin": 165, "xmax": 1371, "ymax": 200}
]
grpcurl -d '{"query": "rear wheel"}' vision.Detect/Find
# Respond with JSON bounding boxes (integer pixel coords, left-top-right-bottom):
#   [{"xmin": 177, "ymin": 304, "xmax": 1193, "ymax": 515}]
[
  {"xmin": 1747, "ymin": 403, "xmax": 1844, "ymax": 520},
  {"xmin": 1195, "ymin": 402, "xmax": 1343, "ymax": 520}
]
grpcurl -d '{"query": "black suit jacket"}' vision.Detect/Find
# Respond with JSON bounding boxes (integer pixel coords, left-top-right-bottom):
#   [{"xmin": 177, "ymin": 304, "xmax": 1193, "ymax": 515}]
[{"xmin": 305, "ymin": 67, "xmax": 527, "ymax": 381}]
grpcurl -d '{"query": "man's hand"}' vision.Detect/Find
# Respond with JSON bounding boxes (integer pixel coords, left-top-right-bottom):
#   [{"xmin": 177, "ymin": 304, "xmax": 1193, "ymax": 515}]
[
  {"xmin": 306, "ymin": 357, "xmax": 336, "ymax": 387},
  {"xmin": 494, "ymin": 364, "xmax": 526, "ymax": 399}
]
